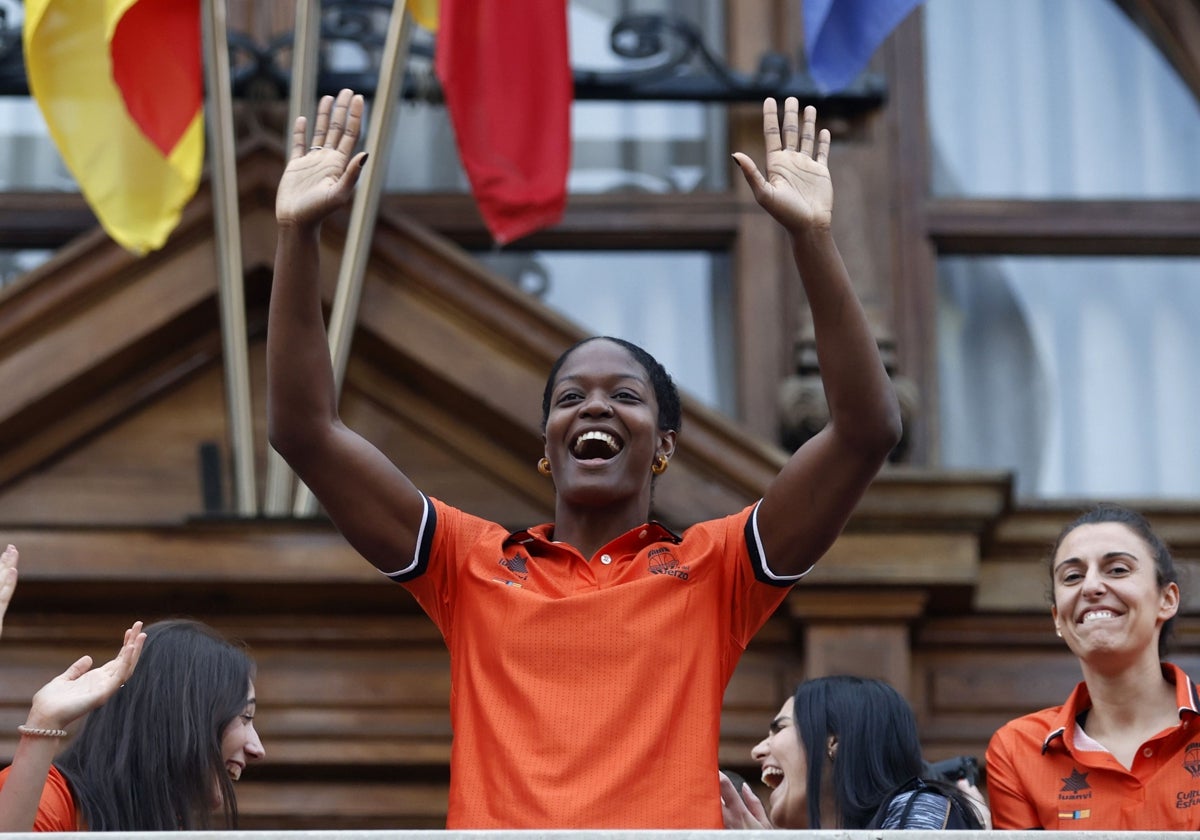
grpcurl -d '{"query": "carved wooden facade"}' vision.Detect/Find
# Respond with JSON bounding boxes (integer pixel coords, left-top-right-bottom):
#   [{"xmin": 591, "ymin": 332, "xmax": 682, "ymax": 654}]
[{"xmin": 1, "ymin": 1, "xmax": 1199, "ymax": 830}]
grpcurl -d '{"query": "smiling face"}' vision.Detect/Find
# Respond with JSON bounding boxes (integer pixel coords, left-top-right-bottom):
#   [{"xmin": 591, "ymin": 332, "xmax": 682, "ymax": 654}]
[
  {"xmin": 214, "ymin": 682, "xmax": 265, "ymax": 806},
  {"xmin": 543, "ymin": 339, "xmax": 675, "ymax": 508},
  {"xmin": 751, "ymin": 697, "xmax": 809, "ymax": 829},
  {"xmin": 1051, "ymin": 522, "xmax": 1179, "ymax": 670}
]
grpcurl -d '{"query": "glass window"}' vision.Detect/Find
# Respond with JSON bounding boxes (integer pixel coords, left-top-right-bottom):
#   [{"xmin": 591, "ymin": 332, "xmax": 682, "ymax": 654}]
[
  {"xmin": 924, "ymin": 0, "xmax": 1200, "ymax": 199},
  {"xmin": 473, "ymin": 249, "xmax": 734, "ymax": 412},
  {"xmin": 0, "ymin": 99, "xmax": 75, "ymax": 191},
  {"xmin": 0, "ymin": 249, "xmax": 54, "ymax": 288},
  {"xmin": 938, "ymin": 256, "xmax": 1200, "ymax": 499}
]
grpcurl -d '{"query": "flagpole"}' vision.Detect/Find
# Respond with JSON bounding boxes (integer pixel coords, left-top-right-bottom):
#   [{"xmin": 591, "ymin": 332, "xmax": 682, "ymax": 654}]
[
  {"xmin": 201, "ymin": 0, "xmax": 258, "ymax": 516},
  {"xmin": 292, "ymin": 1, "xmax": 414, "ymax": 517},
  {"xmin": 263, "ymin": 0, "xmax": 323, "ymax": 516}
]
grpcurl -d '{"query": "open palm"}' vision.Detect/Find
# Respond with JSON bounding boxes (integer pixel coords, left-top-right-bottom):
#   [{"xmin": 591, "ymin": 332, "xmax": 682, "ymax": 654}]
[
  {"xmin": 276, "ymin": 89, "xmax": 368, "ymax": 227},
  {"xmin": 732, "ymin": 97, "xmax": 833, "ymax": 232}
]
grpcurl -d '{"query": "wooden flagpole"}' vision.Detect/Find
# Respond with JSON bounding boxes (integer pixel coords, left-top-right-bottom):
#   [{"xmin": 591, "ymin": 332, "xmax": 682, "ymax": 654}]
[
  {"xmin": 292, "ymin": 1, "xmax": 415, "ymax": 517},
  {"xmin": 263, "ymin": 0, "xmax": 323, "ymax": 516},
  {"xmin": 201, "ymin": 0, "xmax": 257, "ymax": 516}
]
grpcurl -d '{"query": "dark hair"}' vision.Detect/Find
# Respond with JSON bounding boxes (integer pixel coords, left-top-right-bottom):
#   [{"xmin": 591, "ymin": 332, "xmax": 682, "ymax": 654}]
[
  {"xmin": 1049, "ymin": 503, "xmax": 1178, "ymax": 657},
  {"xmin": 540, "ymin": 336, "xmax": 682, "ymax": 434},
  {"xmin": 54, "ymin": 619, "xmax": 256, "ymax": 830},
  {"xmin": 792, "ymin": 676, "xmax": 979, "ymax": 829}
]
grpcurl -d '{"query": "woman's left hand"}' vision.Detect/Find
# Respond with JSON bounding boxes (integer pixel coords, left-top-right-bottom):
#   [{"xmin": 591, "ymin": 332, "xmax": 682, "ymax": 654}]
[{"xmin": 732, "ymin": 97, "xmax": 833, "ymax": 234}]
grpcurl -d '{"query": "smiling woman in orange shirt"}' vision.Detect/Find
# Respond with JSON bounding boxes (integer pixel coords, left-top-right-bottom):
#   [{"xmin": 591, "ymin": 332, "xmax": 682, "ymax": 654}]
[
  {"xmin": 987, "ymin": 504, "xmax": 1200, "ymax": 830},
  {"xmin": 267, "ymin": 90, "xmax": 902, "ymax": 828}
]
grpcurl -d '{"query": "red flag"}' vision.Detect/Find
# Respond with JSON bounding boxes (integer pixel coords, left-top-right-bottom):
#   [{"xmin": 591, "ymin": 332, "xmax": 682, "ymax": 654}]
[{"xmin": 435, "ymin": 0, "xmax": 572, "ymax": 245}]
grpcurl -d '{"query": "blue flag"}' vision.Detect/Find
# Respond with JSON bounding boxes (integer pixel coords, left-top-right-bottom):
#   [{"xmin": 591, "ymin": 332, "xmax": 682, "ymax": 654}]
[{"xmin": 804, "ymin": 0, "xmax": 924, "ymax": 94}]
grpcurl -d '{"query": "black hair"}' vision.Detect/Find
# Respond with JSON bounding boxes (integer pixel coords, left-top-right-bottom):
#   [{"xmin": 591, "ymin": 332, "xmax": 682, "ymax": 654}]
[
  {"xmin": 792, "ymin": 676, "xmax": 980, "ymax": 829},
  {"xmin": 1048, "ymin": 502, "xmax": 1179, "ymax": 657},
  {"xmin": 540, "ymin": 336, "xmax": 682, "ymax": 434},
  {"xmin": 54, "ymin": 619, "xmax": 256, "ymax": 830}
]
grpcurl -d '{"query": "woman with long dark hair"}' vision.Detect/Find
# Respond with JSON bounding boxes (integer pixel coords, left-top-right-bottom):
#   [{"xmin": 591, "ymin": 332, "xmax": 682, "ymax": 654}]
[
  {"xmin": 722, "ymin": 675, "xmax": 985, "ymax": 830},
  {"xmin": 0, "ymin": 618, "xmax": 264, "ymax": 831}
]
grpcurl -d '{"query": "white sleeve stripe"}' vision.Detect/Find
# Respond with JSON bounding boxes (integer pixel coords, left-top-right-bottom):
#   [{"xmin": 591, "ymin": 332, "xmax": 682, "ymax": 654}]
[
  {"xmin": 751, "ymin": 500, "xmax": 814, "ymax": 582},
  {"xmin": 381, "ymin": 493, "xmax": 431, "ymax": 579}
]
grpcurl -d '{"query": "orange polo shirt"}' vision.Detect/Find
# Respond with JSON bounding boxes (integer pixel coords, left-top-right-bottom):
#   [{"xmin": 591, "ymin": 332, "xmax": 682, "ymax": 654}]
[
  {"xmin": 390, "ymin": 494, "xmax": 799, "ymax": 828},
  {"xmin": 986, "ymin": 662, "xmax": 1200, "ymax": 830},
  {"xmin": 0, "ymin": 764, "xmax": 80, "ymax": 831}
]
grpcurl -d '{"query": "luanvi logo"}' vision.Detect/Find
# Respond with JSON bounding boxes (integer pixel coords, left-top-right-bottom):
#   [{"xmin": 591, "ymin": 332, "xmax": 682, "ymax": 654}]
[
  {"xmin": 1059, "ymin": 767, "xmax": 1092, "ymax": 801},
  {"xmin": 498, "ymin": 553, "xmax": 529, "ymax": 580}
]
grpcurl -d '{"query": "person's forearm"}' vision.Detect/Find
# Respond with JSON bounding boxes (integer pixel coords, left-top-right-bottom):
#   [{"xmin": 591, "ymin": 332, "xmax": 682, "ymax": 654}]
[
  {"xmin": 266, "ymin": 222, "xmax": 341, "ymax": 463},
  {"xmin": 791, "ymin": 227, "xmax": 901, "ymax": 454},
  {"xmin": 0, "ymin": 727, "xmax": 63, "ymax": 831}
]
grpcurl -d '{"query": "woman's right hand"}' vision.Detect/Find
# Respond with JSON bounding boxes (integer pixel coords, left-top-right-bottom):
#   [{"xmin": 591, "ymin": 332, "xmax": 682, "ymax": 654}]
[
  {"xmin": 719, "ymin": 771, "xmax": 774, "ymax": 830},
  {"xmin": 275, "ymin": 88, "xmax": 369, "ymax": 229},
  {"xmin": 23, "ymin": 621, "xmax": 146, "ymax": 732}
]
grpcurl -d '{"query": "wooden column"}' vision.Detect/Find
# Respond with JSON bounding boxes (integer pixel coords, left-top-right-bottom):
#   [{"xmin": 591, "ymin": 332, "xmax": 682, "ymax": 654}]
[{"xmin": 788, "ymin": 588, "xmax": 929, "ymax": 696}]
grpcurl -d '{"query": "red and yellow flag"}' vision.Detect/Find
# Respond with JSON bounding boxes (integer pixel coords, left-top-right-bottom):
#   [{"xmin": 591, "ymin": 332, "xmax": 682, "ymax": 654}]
[{"xmin": 23, "ymin": 0, "xmax": 204, "ymax": 255}]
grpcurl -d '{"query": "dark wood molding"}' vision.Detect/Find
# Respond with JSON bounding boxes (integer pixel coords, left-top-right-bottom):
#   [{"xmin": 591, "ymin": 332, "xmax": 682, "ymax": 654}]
[
  {"xmin": 928, "ymin": 198, "xmax": 1200, "ymax": 256},
  {"xmin": 1112, "ymin": 0, "xmax": 1200, "ymax": 105}
]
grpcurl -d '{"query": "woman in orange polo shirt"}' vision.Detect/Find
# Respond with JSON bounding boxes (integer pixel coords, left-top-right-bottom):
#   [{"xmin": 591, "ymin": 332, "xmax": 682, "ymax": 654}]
[
  {"xmin": 986, "ymin": 504, "xmax": 1199, "ymax": 830},
  {"xmin": 268, "ymin": 90, "xmax": 901, "ymax": 827},
  {"xmin": 0, "ymin": 614, "xmax": 265, "ymax": 831}
]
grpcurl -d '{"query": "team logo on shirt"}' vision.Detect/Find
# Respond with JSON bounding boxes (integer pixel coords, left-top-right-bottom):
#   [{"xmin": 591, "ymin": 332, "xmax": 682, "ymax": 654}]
[
  {"xmin": 647, "ymin": 547, "xmax": 690, "ymax": 581},
  {"xmin": 1185, "ymin": 742, "xmax": 1200, "ymax": 779},
  {"xmin": 1058, "ymin": 767, "xmax": 1092, "ymax": 802},
  {"xmin": 498, "ymin": 553, "xmax": 529, "ymax": 580}
]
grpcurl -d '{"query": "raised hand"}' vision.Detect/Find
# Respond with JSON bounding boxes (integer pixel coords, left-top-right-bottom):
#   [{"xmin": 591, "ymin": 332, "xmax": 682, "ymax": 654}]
[
  {"xmin": 0, "ymin": 545, "xmax": 17, "ymax": 637},
  {"xmin": 23, "ymin": 621, "xmax": 146, "ymax": 732},
  {"xmin": 276, "ymin": 88, "xmax": 369, "ymax": 228},
  {"xmin": 732, "ymin": 96, "xmax": 833, "ymax": 233},
  {"xmin": 719, "ymin": 771, "xmax": 774, "ymax": 830}
]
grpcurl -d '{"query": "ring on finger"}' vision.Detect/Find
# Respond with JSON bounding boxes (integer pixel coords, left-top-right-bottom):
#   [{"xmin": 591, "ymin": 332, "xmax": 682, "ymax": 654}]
[{"xmin": 308, "ymin": 145, "xmax": 323, "ymax": 152}]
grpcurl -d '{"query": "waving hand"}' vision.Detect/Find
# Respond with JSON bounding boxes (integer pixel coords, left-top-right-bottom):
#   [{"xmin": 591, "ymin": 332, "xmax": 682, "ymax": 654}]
[
  {"xmin": 732, "ymin": 96, "xmax": 833, "ymax": 233},
  {"xmin": 276, "ymin": 89, "xmax": 369, "ymax": 229}
]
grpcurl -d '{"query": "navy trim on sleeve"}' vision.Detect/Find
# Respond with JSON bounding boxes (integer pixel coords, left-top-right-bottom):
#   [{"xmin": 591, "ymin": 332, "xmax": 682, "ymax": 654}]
[
  {"xmin": 382, "ymin": 492, "xmax": 436, "ymax": 583},
  {"xmin": 746, "ymin": 501, "xmax": 809, "ymax": 587}
]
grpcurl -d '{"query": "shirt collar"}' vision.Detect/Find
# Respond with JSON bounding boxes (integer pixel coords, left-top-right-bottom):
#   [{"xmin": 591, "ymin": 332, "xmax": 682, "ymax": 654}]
[
  {"xmin": 503, "ymin": 520, "xmax": 682, "ymax": 549},
  {"xmin": 1041, "ymin": 662, "xmax": 1198, "ymax": 753}
]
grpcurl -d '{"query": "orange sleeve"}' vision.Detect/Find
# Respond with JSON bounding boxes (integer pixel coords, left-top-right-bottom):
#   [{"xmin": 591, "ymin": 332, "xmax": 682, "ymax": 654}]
[
  {"xmin": 986, "ymin": 724, "xmax": 1042, "ymax": 829},
  {"xmin": 0, "ymin": 764, "xmax": 79, "ymax": 831}
]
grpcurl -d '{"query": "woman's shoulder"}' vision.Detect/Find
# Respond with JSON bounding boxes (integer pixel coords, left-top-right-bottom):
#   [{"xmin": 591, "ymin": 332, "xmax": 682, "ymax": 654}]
[{"xmin": 877, "ymin": 782, "xmax": 983, "ymax": 830}]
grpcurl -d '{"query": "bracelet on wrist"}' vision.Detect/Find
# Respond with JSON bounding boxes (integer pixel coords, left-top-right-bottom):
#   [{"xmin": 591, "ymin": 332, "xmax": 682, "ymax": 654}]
[{"xmin": 18, "ymin": 724, "xmax": 68, "ymax": 738}]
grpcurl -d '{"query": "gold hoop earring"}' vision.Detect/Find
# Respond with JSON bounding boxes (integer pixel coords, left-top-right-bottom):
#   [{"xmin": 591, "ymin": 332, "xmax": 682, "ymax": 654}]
[
  {"xmin": 651, "ymin": 454, "xmax": 669, "ymax": 476},
  {"xmin": 537, "ymin": 457, "xmax": 552, "ymax": 477}
]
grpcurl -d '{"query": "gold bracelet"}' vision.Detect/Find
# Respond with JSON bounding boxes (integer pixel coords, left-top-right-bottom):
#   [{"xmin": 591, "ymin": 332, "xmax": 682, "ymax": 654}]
[{"xmin": 18, "ymin": 724, "xmax": 68, "ymax": 738}]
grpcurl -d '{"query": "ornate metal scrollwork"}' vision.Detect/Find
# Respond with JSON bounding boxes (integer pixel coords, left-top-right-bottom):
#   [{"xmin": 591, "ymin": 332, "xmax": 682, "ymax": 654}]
[{"xmin": 0, "ymin": 1, "xmax": 886, "ymax": 116}]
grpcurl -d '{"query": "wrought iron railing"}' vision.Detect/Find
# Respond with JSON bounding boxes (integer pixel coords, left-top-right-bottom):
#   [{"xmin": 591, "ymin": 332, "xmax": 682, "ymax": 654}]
[{"xmin": 0, "ymin": 1, "xmax": 886, "ymax": 115}]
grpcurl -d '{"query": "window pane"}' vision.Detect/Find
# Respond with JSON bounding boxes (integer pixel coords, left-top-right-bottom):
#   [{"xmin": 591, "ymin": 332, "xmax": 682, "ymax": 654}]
[
  {"xmin": 938, "ymin": 256, "xmax": 1200, "ymax": 499},
  {"xmin": 0, "ymin": 249, "xmax": 54, "ymax": 288},
  {"xmin": 924, "ymin": 0, "xmax": 1200, "ymax": 199},
  {"xmin": 0, "ymin": 99, "xmax": 75, "ymax": 191},
  {"xmin": 473, "ymin": 250, "xmax": 734, "ymax": 412}
]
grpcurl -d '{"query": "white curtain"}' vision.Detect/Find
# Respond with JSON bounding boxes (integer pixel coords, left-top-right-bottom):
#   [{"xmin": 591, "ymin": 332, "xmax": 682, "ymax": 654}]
[{"xmin": 927, "ymin": 0, "xmax": 1200, "ymax": 499}]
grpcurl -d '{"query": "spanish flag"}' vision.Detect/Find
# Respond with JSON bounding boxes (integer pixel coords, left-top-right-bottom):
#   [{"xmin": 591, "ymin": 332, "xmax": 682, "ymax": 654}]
[{"xmin": 23, "ymin": 0, "xmax": 204, "ymax": 255}]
